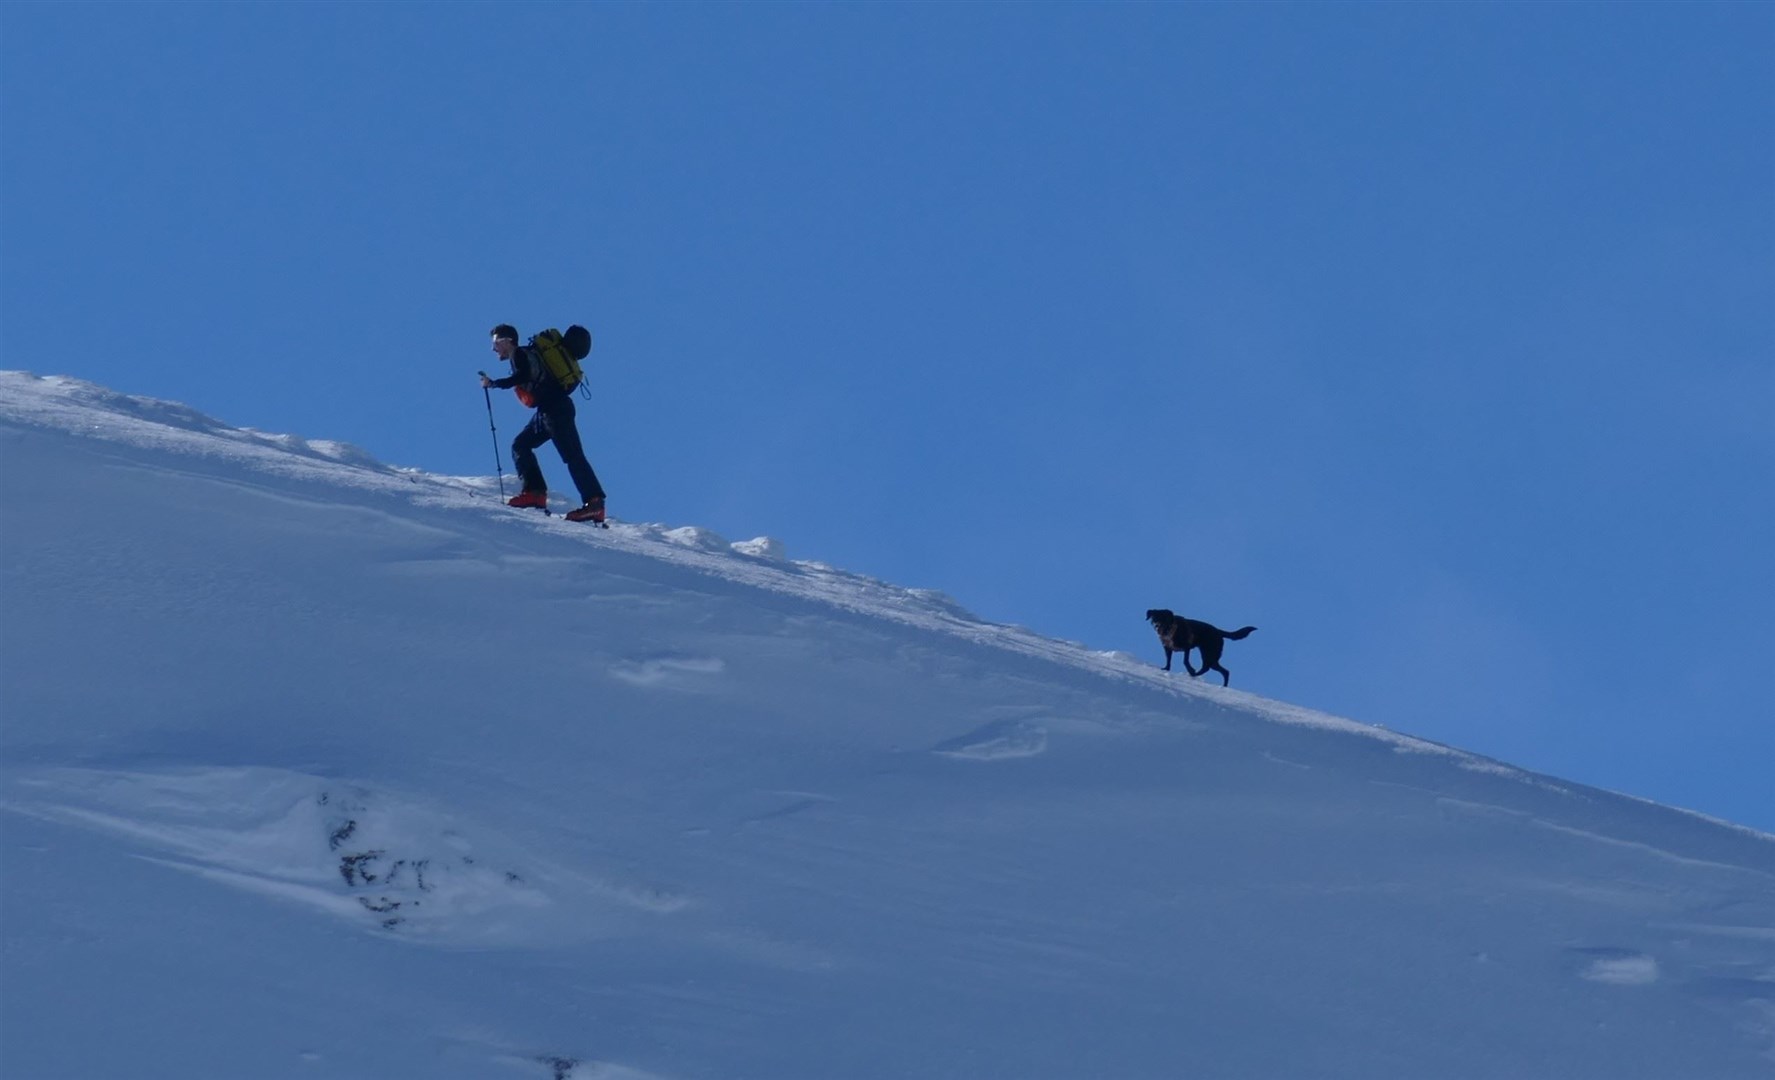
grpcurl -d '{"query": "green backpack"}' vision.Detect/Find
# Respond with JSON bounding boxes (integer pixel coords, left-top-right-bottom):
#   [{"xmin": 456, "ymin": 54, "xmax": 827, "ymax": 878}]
[{"xmin": 529, "ymin": 325, "xmax": 593, "ymax": 397}]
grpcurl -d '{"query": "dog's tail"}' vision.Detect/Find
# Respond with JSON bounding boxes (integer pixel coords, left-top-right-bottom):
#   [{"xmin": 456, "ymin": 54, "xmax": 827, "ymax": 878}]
[{"xmin": 1224, "ymin": 626, "xmax": 1257, "ymax": 640}]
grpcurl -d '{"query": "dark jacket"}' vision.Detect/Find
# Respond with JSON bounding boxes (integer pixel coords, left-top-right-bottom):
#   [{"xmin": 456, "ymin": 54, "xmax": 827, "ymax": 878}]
[{"xmin": 489, "ymin": 346, "xmax": 567, "ymax": 409}]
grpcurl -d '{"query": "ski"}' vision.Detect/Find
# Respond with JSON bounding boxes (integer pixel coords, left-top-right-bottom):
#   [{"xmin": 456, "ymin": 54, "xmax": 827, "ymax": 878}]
[{"xmin": 499, "ymin": 493, "xmax": 608, "ymax": 527}]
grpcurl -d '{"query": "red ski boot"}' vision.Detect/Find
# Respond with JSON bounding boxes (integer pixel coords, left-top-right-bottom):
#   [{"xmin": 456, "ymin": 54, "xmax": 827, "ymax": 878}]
[{"xmin": 565, "ymin": 498, "xmax": 606, "ymax": 524}]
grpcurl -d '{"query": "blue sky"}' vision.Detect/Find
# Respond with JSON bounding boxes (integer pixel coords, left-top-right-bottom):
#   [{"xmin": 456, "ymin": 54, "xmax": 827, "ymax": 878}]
[{"xmin": 3, "ymin": 2, "xmax": 1770, "ymax": 830}]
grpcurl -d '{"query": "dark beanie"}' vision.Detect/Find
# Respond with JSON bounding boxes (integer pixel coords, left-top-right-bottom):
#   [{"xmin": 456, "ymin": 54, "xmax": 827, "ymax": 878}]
[{"xmin": 490, "ymin": 323, "xmax": 519, "ymax": 342}]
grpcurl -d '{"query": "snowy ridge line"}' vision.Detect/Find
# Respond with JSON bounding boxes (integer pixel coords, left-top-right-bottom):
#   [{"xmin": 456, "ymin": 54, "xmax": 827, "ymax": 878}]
[
  {"xmin": 1594, "ymin": 788, "xmax": 1775, "ymax": 845},
  {"xmin": 0, "ymin": 373, "xmax": 1039, "ymax": 642},
  {"xmin": 0, "ymin": 371, "xmax": 1563, "ymax": 777}
]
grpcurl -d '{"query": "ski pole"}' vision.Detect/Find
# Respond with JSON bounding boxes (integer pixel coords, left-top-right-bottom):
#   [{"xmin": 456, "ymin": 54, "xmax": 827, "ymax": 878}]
[{"xmin": 480, "ymin": 377, "xmax": 506, "ymax": 498}]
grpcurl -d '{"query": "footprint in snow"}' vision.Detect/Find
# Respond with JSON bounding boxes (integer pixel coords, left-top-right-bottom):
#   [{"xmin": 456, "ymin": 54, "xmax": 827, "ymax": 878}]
[
  {"xmin": 1568, "ymin": 947, "xmax": 1660, "ymax": 986},
  {"xmin": 740, "ymin": 791, "xmax": 836, "ymax": 826},
  {"xmin": 931, "ymin": 718, "xmax": 1048, "ymax": 761},
  {"xmin": 609, "ymin": 656, "xmax": 725, "ymax": 687}
]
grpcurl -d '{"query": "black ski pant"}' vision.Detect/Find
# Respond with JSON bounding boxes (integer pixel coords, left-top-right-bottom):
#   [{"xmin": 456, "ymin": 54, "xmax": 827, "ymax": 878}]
[{"xmin": 512, "ymin": 398, "xmax": 606, "ymax": 504}]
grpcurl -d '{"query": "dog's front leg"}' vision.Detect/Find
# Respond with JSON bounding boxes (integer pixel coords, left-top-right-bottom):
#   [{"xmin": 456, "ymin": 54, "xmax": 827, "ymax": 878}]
[{"xmin": 1162, "ymin": 647, "xmax": 1173, "ymax": 671}]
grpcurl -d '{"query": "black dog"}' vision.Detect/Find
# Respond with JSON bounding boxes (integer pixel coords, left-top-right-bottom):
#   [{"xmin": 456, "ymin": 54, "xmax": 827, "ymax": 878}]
[{"xmin": 1145, "ymin": 609, "xmax": 1257, "ymax": 686}]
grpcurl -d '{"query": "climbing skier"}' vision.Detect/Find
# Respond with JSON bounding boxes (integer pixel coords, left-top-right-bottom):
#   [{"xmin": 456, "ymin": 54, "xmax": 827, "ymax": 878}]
[{"xmin": 479, "ymin": 323, "xmax": 607, "ymax": 524}]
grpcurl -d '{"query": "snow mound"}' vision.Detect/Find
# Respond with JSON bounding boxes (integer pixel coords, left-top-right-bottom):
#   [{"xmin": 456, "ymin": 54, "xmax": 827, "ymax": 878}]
[
  {"xmin": 731, "ymin": 536, "xmax": 786, "ymax": 560},
  {"xmin": 661, "ymin": 525, "xmax": 729, "ymax": 552}
]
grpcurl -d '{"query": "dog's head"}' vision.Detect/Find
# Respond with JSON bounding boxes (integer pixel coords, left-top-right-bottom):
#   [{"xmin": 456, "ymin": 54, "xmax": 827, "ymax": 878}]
[{"xmin": 1145, "ymin": 608, "xmax": 1175, "ymax": 629}]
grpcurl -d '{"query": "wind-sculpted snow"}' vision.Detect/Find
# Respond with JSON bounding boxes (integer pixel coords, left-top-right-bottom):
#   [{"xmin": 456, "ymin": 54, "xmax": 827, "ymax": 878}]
[
  {"xmin": 3, "ymin": 369, "xmax": 1774, "ymax": 1079},
  {"xmin": 3, "ymin": 767, "xmax": 582, "ymax": 941}
]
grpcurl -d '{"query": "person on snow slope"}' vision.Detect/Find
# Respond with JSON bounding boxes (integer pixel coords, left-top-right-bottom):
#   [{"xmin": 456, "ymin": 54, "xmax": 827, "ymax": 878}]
[{"xmin": 480, "ymin": 323, "xmax": 607, "ymax": 524}]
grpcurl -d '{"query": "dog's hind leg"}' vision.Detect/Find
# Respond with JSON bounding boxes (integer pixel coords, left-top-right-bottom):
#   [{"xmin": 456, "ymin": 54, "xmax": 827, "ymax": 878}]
[{"xmin": 1195, "ymin": 640, "xmax": 1225, "ymax": 684}]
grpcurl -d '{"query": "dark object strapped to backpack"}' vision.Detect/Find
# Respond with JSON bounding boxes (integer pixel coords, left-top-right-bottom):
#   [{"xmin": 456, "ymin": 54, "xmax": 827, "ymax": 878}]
[{"xmin": 513, "ymin": 325, "xmax": 593, "ymax": 406}]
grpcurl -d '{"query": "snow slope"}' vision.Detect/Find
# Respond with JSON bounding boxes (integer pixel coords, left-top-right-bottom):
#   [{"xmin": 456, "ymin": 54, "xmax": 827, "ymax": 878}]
[{"xmin": 2, "ymin": 371, "xmax": 1772, "ymax": 1080}]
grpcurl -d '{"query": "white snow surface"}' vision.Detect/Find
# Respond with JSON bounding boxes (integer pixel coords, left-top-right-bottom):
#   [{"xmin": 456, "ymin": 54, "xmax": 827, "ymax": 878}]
[{"xmin": 2, "ymin": 370, "xmax": 1773, "ymax": 1079}]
